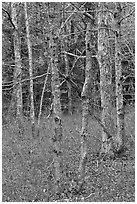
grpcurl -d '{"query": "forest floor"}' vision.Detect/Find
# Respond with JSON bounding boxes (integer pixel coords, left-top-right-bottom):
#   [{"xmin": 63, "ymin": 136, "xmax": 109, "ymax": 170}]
[{"xmin": 2, "ymin": 106, "xmax": 135, "ymax": 202}]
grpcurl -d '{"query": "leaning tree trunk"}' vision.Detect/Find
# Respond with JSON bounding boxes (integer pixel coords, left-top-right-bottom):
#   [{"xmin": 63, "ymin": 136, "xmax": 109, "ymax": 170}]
[
  {"xmin": 24, "ymin": 2, "xmax": 35, "ymax": 136},
  {"xmin": 114, "ymin": 3, "xmax": 125, "ymax": 152},
  {"xmin": 98, "ymin": 2, "xmax": 115, "ymax": 154},
  {"xmin": 50, "ymin": 33, "xmax": 63, "ymax": 196},
  {"xmin": 37, "ymin": 65, "xmax": 50, "ymax": 128},
  {"xmin": 10, "ymin": 2, "xmax": 22, "ymax": 119}
]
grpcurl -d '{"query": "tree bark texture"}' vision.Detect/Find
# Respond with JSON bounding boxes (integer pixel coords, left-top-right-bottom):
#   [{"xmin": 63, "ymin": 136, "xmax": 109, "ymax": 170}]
[
  {"xmin": 62, "ymin": 3, "xmax": 72, "ymax": 114},
  {"xmin": 38, "ymin": 65, "xmax": 50, "ymax": 127},
  {"xmin": 64, "ymin": 48, "xmax": 72, "ymax": 114},
  {"xmin": 11, "ymin": 2, "xmax": 22, "ymax": 118},
  {"xmin": 50, "ymin": 33, "xmax": 63, "ymax": 195},
  {"xmin": 78, "ymin": 21, "xmax": 95, "ymax": 187},
  {"xmin": 24, "ymin": 2, "xmax": 35, "ymax": 135},
  {"xmin": 114, "ymin": 3, "xmax": 125, "ymax": 151},
  {"xmin": 98, "ymin": 3, "xmax": 115, "ymax": 153}
]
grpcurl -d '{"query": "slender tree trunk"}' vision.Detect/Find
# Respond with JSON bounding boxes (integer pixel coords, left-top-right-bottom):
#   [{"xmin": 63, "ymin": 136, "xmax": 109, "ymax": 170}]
[
  {"xmin": 78, "ymin": 3, "xmax": 97, "ymax": 188},
  {"xmin": 114, "ymin": 3, "xmax": 125, "ymax": 151},
  {"xmin": 62, "ymin": 3, "xmax": 72, "ymax": 114},
  {"xmin": 24, "ymin": 2, "xmax": 35, "ymax": 136},
  {"xmin": 64, "ymin": 51, "xmax": 72, "ymax": 114},
  {"xmin": 78, "ymin": 21, "xmax": 94, "ymax": 188},
  {"xmin": 50, "ymin": 33, "xmax": 63, "ymax": 196},
  {"xmin": 37, "ymin": 65, "xmax": 50, "ymax": 133},
  {"xmin": 11, "ymin": 2, "xmax": 22, "ymax": 119},
  {"xmin": 98, "ymin": 3, "xmax": 115, "ymax": 153}
]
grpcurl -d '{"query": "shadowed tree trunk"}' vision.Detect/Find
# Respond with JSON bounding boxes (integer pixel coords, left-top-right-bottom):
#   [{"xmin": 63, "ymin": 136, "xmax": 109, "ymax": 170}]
[
  {"xmin": 24, "ymin": 2, "xmax": 35, "ymax": 136},
  {"xmin": 50, "ymin": 32, "xmax": 63, "ymax": 196},
  {"xmin": 98, "ymin": 2, "xmax": 115, "ymax": 154},
  {"xmin": 114, "ymin": 3, "xmax": 125, "ymax": 152},
  {"xmin": 10, "ymin": 2, "xmax": 22, "ymax": 120}
]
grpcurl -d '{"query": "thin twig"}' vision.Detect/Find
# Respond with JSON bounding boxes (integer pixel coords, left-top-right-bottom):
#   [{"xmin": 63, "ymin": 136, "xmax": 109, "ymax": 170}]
[
  {"xmin": 83, "ymin": 192, "xmax": 93, "ymax": 200},
  {"xmin": 120, "ymin": 9, "xmax": 135, "ymax": 23},
  {"xmin": 2, "ymin": 7, "xmax": 16, "ymax": 30},
  {"xmin": 38, "ymin": 65, "xmax": 51, "ymax": 126},
  {"xmin": 2, "ymin": 72, "xmax": 51, "ymax": 90},
  {"xmin": 94, "ymin": 115, "xmax": 113, "ymax": 139},
  {"xmin": 63, "ymin": 51, "xmax": 86, "ymax": 58}
]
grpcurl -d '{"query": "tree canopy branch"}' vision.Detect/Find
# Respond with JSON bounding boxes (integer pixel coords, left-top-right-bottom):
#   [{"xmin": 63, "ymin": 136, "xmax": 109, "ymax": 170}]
[
  {"xmin": 2, "ymin": 7, "xmax": 16, "ymax": 30},
  {"xmin": 63, "ymin": 51, "xmax": 86, "ymax": 58},
  {"xmin": 2, "ymin": 72, "xmax": 51, "ymax": 90},
  {"xmin": 120, "ymin": 9, "xmax": 135, "ymax": 23}
]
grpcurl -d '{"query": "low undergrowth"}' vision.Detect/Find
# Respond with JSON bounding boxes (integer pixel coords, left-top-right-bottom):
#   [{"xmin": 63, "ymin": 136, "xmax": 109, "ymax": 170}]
[{"xmin": 2, "ymin": 108, "xmax": 135, "ymax": 202}]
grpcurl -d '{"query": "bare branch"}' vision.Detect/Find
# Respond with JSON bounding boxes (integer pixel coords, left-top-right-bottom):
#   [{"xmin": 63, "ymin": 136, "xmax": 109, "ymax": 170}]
[
  {"xmin": 2, "ymin": 8, "xmax": 16, "ymax": 30},
  {"xmin": 59, "ymin": 80, "xmax": 66, "ymax": 87},
  {"xmin": 94, "ymin": 115, "xmax": 113, "ymax": 140},
  {"xmin": 83, "ymin": 12, "xmax": 94, "ymax": 20},
  {"xmin": 58, "ymin": 9, "xmax": 76, "ymax": 36},
  {"xmin": 120, "ymin": 9, "xmax": 135, "ymax": 23},
  {"xmin": 63, "ymin": 51, "xmax": 86, "ymax": 58},
  {"xmin": 2, "ymin": 81, "xmax": 14, "ymax": 87},
  {"xmin": 62, "ymin": 30, "xmax": 86, "ymax": 39},
  {"xmin": 70, "ymin": 2, "xmax": 87, "ymax": 23},
  {"xmin": 2, "ymin": 83, "xmax": 16, "ymax": 91},
  {"xmin": 123, "ymin": 39, "xmax": 135, "ymax": 60},
  {"xmin": 2, "ymin": 72, "xmax": 51, "ymax": 90},
  {"xmin": 69, "ymin": 49, "xmax": 86, "ymax": 75}
]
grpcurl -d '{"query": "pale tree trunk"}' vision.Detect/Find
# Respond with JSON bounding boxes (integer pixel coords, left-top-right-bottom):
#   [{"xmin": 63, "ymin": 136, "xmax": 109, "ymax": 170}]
[
  {"xmin": 38, "ymin": 65, "xmax": 50, "ymax": 127},
  {"xmin": 11, "ymin": 2, "xmax": 22, "ymax": 119},
  {"xmin": 78, "ymin": 21, "xmax": 94, "ymax": 188},
  {"xmin": 114, "ymin": 3, "xmax": 125, "ymax": 151},
  {"xmin": 37, "ymin": 64, "xmax": 51, "ymax": 137},
  {"xmin": 98, "ymin": 3, "xmax": 115, "ymax": 154},
  {"xmin": 50, "ymin": 33, "xmax": 63, "ymax": 196},
  {"xmin": 24, "ymin": 2, "xmax": 35, "ymax": 136},
  {"xmin": 64, "ymin": 51, "xmax": 72, "ymax": 114},
  {"xmin": 62, "ymin": 3, "xmax": 72, "ymax": 114}
]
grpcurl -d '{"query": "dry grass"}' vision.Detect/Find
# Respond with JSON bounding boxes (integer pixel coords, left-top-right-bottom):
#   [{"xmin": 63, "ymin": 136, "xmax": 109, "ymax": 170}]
[{"xmin": 2, "ymin": 107, "xmax": 135, "ymax": 201}]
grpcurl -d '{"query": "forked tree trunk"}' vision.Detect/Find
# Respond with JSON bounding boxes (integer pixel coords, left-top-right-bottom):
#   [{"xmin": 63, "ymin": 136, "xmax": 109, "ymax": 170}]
[
  {"xmin": 11, "ymin": 2, "xmax": 22, "ymax": 119},
  {"xmin": 24, "ymin": 2, "xmax": 35, "ymax": 136},
  {"xmin": 114, "ymin": 3, "xmax": 125, "ymax": 151},
  {"xmin": 50, "ymin": 33, "xmax": 63, "ymax": 195},
  {"xmin": 98, "ymin": 2, "xmax": 115, "ymax": 154}
]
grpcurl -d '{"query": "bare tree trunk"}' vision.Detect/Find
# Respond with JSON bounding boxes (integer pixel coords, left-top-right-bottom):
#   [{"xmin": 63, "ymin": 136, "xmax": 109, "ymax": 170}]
[
  {"xmin": 78, "ymin": 21, "xmax": 94, "ymax": 188},
  {"xmin": 50, "ymin": 33, "xmax": 63, "ymax": 196},
  {"xmin": 38, "ymin": 65, "xmax": 50, "ymax": 125},
  {"xmin": 78, "ymin": 3, "xmax": 97, "ymax": 189},
  {"xmin": 64, "ymin": 52, "xmax": 72, "ymax": 114},
  {"xmin": 11, "ymin": 2, "xmax": 22, "ymax": 119},
  {"xmin": 24, "ymin": 2, "xmax": 35, "ymax": 136},
  {"xmin": 114, "ymin": 3, "xmax": 125, "ymax": 151},
  {"xmin": 98, "ymin": 2, "xmax": 115, "ymax": 154},
  {"xmin": 62, "ymin": 3, "xmax": 72, "ymax": 114},
  {"xmin": 37, "ymin": 65, "xmax": 50, "ymax": 135}
]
